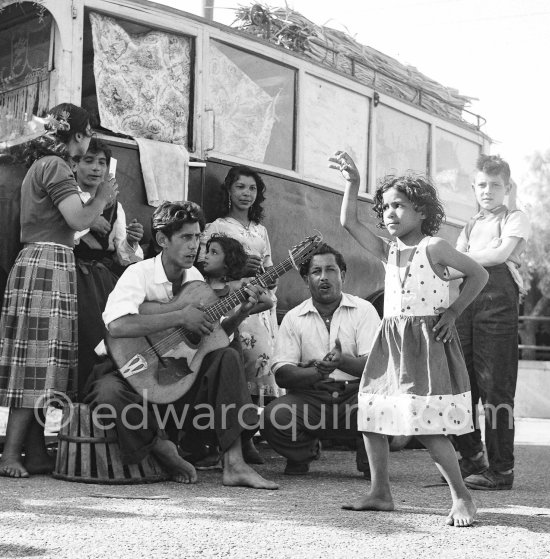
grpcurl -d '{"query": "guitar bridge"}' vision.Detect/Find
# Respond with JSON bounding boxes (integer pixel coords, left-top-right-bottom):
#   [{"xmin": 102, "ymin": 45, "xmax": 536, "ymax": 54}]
[{"xmin": 120, "ymin": 354, "xmax": 148, "ymax": 378}]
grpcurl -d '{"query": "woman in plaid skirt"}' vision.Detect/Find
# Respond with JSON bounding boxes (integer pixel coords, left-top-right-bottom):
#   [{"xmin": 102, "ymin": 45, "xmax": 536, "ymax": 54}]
[{"xmin": 0, "ymin": 103, "xmax": 118, "ymax": 478}]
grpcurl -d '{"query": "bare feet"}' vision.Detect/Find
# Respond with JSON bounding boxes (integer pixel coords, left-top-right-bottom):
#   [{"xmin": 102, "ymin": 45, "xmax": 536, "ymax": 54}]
[
  {"xmin": 342, "ymin": 490, "xmax": 395, "ymax": 511},
  {"xmin": 0, "ymin": 455, "xmax": 29, "ymax": 478},
  {"xmin": 222, "ymin": 460, "xmax": 279, "ymax": 490},
  {"xmin": 151, "ymin": 438, "xmax": 197, "ymax": 484},
  {"xmin": 446, "ymin": 496, "xmax": 477, "ymax": 527}
]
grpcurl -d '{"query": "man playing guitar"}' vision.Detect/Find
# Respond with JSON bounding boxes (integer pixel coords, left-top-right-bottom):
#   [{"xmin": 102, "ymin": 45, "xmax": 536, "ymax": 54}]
[{"xmin": 85, "ymin": 201, "xmax": 278, "ymax": 489}]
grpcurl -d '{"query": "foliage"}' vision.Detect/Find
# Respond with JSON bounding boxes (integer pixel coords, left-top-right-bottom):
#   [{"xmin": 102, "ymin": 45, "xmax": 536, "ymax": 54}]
[
  {"xmin": 0, "ymin": 0, "xmax": 46, "ymax": 21},
  {"xmin": 519, "ymin": 149, "xmax": 550, "ymax": 298}
]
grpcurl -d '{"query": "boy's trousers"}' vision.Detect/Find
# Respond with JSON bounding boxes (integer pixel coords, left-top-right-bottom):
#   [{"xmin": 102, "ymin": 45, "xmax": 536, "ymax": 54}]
[{"xmin": 455, "ymin": 263, "xmax": 519, "ymax": 472}]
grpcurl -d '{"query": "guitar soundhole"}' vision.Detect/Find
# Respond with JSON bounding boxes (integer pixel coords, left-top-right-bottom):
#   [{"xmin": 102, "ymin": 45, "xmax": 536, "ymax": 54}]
[{"xmin": 187, "ymin": 332, "xmax": 201, "ymax": 345}]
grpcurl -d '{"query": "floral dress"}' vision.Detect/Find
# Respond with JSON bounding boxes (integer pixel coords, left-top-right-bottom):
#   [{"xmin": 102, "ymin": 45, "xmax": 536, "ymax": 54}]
[{"xmin": 199, "ymin": 217, "xmax": 281, "ymax": 398}]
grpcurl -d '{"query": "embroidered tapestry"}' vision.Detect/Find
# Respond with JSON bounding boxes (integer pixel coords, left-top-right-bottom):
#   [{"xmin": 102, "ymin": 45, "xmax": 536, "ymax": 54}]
[{"xmin": 90, "ymin": 12, "xmax": 191, "ymax": 144}]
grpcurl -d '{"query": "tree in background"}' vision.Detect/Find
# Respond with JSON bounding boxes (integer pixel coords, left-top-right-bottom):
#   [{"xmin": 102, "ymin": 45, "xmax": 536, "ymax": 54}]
[{"xmin": 518, "ymin": 149, "xmax": 550, "ymax": 359}]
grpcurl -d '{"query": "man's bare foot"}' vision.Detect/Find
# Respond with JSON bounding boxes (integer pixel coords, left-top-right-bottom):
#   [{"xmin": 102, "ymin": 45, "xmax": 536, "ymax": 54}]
[
  {"xmin": 342, "ymin": 490, "xmax": 395, "ymax": 511},
  {"xmin": 151, "ymin": 438, "xmax": 197, "ymax": 484},
  {"xmin": 23, "ymin": 452, "xmax": 56, "ymax": 475},
  {"xmin": 446, "ymin": 496, "xmax": 477, "ymax": 527},
  {"xmin": 223, "ymin": 461, "xmax": 279, "ymax": 490},
  {"xmin": 0, "ymin": 455, "xmax": 29, "ymax": 478}
]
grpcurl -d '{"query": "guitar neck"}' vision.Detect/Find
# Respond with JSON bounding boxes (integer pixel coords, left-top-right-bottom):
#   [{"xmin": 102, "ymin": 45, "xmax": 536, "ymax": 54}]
[{"xmin": 205, "ymin": 258, "xmax": 294, "ymax": 322}]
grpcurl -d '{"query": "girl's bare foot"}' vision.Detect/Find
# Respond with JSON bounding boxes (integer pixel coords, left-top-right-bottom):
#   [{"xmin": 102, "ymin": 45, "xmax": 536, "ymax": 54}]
[
  {"xmin": 446, "ymin": 496, "xmax": 477, "ymax": 527},
  {"xmin": 151, "ymin": 438, "xmax": 197, "ymax": 484},
  {"xmin": 342, "ymin": 490, "xmax": 395, "ymax": 511},
  {"xmin": 0, "ymin": 455, "xmax": 29, "ymax": 478},
  {"xmin": 222, "ymin": 461, "xmax": 279, "ymax": 490}
]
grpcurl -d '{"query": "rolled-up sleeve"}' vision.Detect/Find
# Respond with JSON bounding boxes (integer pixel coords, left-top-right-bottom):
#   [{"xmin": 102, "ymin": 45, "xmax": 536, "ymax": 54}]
[
  {"xmin": 102, "ymin": 265, "xmax": 147, "ymax": 328},
  {"xmin": 271, "ymin": 314, "xmax": 301, "ymax": 375},
  {"xmin": 502, "ymin": 210, "xmax": 530, "ymax": 241},
  {"xmin": 41, "ymin": 157, "xmax": 79, "ymax": 206}
]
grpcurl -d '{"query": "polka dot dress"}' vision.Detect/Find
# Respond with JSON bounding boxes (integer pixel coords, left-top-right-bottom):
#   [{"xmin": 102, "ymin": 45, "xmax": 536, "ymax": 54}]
[{"xmin": 358, "ymin": 236, "xmax": 473, "ymax": 436}]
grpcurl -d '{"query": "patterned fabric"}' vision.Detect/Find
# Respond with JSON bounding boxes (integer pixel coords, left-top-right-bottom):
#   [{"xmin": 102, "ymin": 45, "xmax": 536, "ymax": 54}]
[
  {"xmin": 90, "ymin": 12, "xmax": 191, "ymax": 144},
  {"xmin": 358, "ymin": 236, "xmax": 473, "ymax": 436},
  {"xmin": 208, "ymin": 42, "xmax": 277, "ymax": 162},
  {"xmin": 200, "ymin": 218, "xmax": 280, "ymax": 397},
  {"xmin": 384, "ymin": 237, "xmax": 449, "ymax": 317},
  {"xmin": 0, "ymin": 243, "xmax": 78, "ymax": 407}
]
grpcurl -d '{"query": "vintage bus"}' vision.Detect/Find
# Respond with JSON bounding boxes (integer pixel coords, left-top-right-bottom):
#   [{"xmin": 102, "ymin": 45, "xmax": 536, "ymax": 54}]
[{"xmin": 0, "ymin": 0, "xmax": 490, "ymax": 317}]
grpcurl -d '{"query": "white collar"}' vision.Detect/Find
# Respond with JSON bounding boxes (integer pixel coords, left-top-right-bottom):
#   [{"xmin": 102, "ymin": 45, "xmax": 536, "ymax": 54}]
[{"xmin": 297, "ymin": 293, "xmax": 357, "ymax": 316}]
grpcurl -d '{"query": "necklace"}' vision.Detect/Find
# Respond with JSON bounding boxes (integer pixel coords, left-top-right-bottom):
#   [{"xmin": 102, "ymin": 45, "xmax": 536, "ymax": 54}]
[
  {"xmin": 229, "ymin": 216, "xmax": 251, "ymax": 231},
  {"xmin": 318, "ymin": 310, "xmax": 334, "ymax": 331}
]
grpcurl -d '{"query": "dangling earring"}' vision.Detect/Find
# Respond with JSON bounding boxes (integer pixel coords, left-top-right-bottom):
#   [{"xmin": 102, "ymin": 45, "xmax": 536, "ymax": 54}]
[{"xmin": 228, "ymin": 197, "xmax": 232, "ymax": 210}]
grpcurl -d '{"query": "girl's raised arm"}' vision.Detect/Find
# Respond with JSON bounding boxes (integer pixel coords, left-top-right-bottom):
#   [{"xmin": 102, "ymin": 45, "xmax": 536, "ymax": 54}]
[{"xmin": 331, "ymin": 151, "xmax": 387, "ymax": 262}]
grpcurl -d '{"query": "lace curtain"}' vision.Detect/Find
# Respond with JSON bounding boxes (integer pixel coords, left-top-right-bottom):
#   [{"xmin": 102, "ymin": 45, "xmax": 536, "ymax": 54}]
[{"xmin": 90, "ymin": 12, "xmax": 191, "ymax": 144}]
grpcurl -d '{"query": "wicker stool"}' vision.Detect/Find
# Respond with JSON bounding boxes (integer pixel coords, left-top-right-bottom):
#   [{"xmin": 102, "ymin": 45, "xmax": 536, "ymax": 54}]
[{"xmin": 53, "ymin": 403, "xmax": 167, "ymax": 484}]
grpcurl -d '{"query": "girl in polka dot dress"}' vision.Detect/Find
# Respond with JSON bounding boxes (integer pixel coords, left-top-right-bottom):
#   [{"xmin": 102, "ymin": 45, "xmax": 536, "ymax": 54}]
[{"xmin": 333, "ymin": 151, "xmax": 488, "ymax": 527}]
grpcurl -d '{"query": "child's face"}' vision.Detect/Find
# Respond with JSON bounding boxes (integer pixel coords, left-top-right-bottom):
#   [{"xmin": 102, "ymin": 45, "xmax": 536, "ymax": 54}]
[
  {"xmin": 382, "ymin": 187, "xmax": 425, "ymax": 240},
  {"xmin": 74, "ymin": 150, "xmax": 108, "ymax": 190},
  {"xmin": 203, "ymin": 242, "xmax": 227, "ymax": 277},
  {"xmin": 472, "ymin": 171, "xmax": 510, "ymax": 211}
]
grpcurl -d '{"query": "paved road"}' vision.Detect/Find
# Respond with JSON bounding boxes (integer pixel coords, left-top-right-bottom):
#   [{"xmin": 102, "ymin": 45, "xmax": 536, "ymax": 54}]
[{"xmin": 1, "ymin": 441, "xmax": 549, "ymax": 559}]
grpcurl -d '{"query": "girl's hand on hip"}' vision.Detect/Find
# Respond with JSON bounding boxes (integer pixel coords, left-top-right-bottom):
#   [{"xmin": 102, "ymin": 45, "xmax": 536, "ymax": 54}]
[{"xmin": 432, "ymin": 307, "xmax": 459, "ymax": 343}]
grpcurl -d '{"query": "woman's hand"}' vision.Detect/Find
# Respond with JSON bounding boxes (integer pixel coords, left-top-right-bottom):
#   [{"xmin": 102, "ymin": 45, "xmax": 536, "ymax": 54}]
[
  {"xmin": 243, "ymin": 254, "xmax": 263, "ymax": 275},
  {"xmin": 90, "ymin": 215, "xmax": 112, "ymax": 236}
]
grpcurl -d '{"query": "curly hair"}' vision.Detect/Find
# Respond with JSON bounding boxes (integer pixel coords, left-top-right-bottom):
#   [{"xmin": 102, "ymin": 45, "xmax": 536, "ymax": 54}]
[
  {"xmin": 19, "ymin": 103, "xmax": 92, "ymax": 167},
  {"xmin": 218, "ymin": 165, "xmax": 266, "ymax": 223},
  {"xmin": 372, "ymin": 174, "xmax": 445, "ymax": 236},
  {"xmin": 299, "ymin": 243, "xmax": 347, "ymax": 278},
  {"xmin": 476, "ymin": 154, "xmax": 511, "ymax": 183},
  {"xmin": 205, "ymin": 233, "xmax": 248, "ymax": 280},
  {"xmin": 152, "ymin": 200, "xmax": 206, "ymax": 238}
]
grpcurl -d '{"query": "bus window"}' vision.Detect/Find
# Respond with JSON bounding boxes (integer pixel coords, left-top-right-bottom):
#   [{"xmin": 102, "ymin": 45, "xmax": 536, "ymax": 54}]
[
  {"xmin": 82, "ymin": 11, "xmax": 194, "ymax": 146},
  {"xmin": 208, "ymin": 40, "xmax": 295, "ymax": 170},
  {"xmin": 302, "ymin": 75, "xmax": 369, "ymax": 192},
  {"xmin": 435, "ymin": 128, "xmax": 480, "ymax": 221},
  {"xmin": 375, "ymin": 104, "xmax": 429, "ymax": 186},
  {"xmin": 0, "ymin": 3, "xmax": 52, "ymax": 145}
]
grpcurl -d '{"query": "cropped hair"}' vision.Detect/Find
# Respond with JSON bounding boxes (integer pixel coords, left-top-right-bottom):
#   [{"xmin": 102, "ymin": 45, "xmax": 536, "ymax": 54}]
[
  {"xmin": 299, "ymin": 243, "xmax": 347, "ymax": 277},
  {"xmin": 19, "ymin": 103, "xmax": 92, "ymax": 167},
  {"xmin": 205, "ymin": 233, "xmax": 248, "ymax": 280},
  {"xmin": 372, "ymin": 174, "xmax": 445, "ymax": 236},
  {"xmin": 218, "ymin": 165, "xmax": 266, "ymax": 223},
  {"xmin": 152, "ymin": 201, "xmax": 205, "ymax": 238},
  {"xmin": 84, "ymin": 137, "xmax": 112, "ymax": 165},
  {"xmin": 476, "ymin": 154, "xmax": 511, "ymax": 183}
]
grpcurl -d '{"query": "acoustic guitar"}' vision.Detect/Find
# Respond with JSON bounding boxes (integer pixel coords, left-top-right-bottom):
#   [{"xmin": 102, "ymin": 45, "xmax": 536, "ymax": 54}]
[{"xmin": 106, "ymin": 234, "xmax": 322, "ymax": 403}]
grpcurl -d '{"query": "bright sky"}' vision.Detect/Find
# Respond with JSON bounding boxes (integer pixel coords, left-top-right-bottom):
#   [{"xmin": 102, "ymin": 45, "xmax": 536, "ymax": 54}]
[{"xmin": 157, "ymin": 0, "xmax": 550, "ymax": 184}]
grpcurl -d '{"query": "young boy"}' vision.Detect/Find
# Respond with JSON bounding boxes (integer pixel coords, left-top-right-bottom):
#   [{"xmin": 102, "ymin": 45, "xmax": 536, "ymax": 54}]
[
  {"xmin": 73, "ymin": 138, "xmax": 144, "ymax": 397},
  {"xmin": 454, "ymin": 154, "xmax": 530, "ymax": 490}
]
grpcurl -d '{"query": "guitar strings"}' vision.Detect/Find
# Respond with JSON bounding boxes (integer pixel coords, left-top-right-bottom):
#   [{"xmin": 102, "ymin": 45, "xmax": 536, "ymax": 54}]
[{"xmin": 131, "ymin": 239, "xmax": 321, "ymax": 360}]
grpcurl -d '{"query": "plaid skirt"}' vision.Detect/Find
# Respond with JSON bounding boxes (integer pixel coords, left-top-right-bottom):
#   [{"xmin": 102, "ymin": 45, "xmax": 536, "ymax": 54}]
[{"xmin": 0, "ymin": 243, "xmax": 78, "ymax": 408}]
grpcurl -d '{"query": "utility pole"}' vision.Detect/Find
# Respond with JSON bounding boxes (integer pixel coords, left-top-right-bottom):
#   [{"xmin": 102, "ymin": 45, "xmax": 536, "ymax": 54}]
[{"xmin": 203, "ymin": 0, "xmax": 214, "ymax": 20}]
